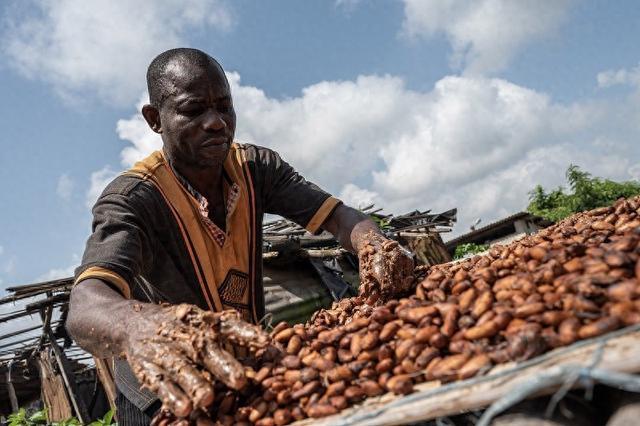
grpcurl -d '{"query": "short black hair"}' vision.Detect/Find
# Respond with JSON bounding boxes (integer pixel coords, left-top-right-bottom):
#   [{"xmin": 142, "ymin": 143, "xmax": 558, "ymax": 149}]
[{"xmin": 146, "ymin": 48, "xmax": 223, "ymax": 107}]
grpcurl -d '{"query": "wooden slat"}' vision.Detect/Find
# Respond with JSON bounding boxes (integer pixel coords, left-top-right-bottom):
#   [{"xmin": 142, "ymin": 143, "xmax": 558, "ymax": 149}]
[
  {"xmin": 295, "ymin": 326, "xmax": 640, "ymax": 426},
  {"xmin": 94, "ymin": 357, "xmax": 117, "ymax": 411}
]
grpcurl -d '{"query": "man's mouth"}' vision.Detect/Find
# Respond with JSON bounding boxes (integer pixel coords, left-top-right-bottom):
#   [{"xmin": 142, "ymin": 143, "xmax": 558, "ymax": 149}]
[{"xmin": 201, "ymin": 137, "xmax": 229, "ymax": 147}]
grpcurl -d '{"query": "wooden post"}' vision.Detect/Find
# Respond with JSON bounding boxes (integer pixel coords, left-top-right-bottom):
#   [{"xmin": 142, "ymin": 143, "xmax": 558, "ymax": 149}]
[
  {"xmin": 6, "ymin": 361, "xmax": 19, "ymax": 412},
  {"xmin": 36, "ymin": 350, "xmax": 73, "ymax": 421},
  {"xmin": 94, "ymin": 357, "xmax": 117, "ymax": 411},
  {"xmin": 46, "ymin": 328, "xmax": 90, "ymax": 423}
]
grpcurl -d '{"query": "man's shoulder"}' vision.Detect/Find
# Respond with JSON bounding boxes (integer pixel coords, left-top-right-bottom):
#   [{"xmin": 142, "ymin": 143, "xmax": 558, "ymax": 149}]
[
  {"xmin": 232, "ymin": 141, "xmax": 281, "ymax": 164},
  {"xmin": 94, "ymin": 173, "xmax": 158, "ymax": 204}
]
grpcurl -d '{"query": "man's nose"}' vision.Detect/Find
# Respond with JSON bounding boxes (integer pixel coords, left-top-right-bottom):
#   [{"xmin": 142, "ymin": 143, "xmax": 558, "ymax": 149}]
[{"xmin": 202, "ymin": 109, "xmax": 226, "ymax": 131}]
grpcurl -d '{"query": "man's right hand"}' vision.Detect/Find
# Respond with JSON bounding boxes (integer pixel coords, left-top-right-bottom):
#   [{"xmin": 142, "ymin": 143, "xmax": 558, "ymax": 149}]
[{"xmin": 124, "ymin": 304, "xmax": 270, "ymax": 418}]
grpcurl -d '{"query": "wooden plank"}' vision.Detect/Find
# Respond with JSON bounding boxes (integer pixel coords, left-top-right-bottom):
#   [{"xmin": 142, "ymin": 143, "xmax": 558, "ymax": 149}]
[
  {"xmin": 36, "ymin": 349, "xmax": 73, "ymax": 422},
  {"xmin": 295, "ymin": 326, "xmax": 640, "ymax": 426},
  {"xmin": 46, "ymin": 329, "xmax": 90, "ymax": 423},
  {"xmin": 94, "ymin": 357, "xmax": 117, "ymax": 411},
  {"xmin": 6, "ymin": 366, "xmax": 19, "ymax": 412}
]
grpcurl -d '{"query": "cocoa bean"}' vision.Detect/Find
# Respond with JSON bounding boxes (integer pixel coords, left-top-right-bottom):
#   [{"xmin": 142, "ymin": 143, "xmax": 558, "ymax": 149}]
[
  {"xmin": 327, "ymin": 396, "xmax": 347, "ymax": 410},
  {"xmin": 386, "ymin": 374, "xmax": 413, "ymax": 395},
  {"xmin": 306, "ymin": 404, "xmax": 338, "ymax": 418},
  {"xmin": 398, "ymin": 305, "xmax": 438, "ymax": 324},
  {"xmin": 274, "ymin": 328, "xmax": 295, "ymax": 344},
  {"xmin": 273, "ymin": 409, "xmax": 291, "ymax": 426},
  {"xmin": 578, "ymin": 316, "xmax": 620, "ymax": 339},
  {"xmin": 380, "ymin": 321, "xmax": 402, "ymax": 342},
  {"xmin": 458, "ymin": 354, "xmax": 491, "ymax": 380}
]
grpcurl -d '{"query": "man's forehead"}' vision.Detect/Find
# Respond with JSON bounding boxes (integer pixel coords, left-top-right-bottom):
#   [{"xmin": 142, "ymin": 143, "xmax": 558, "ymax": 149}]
[{"xmin": 163, "ymin": 60, "xmax": 229, "ymax": 99}]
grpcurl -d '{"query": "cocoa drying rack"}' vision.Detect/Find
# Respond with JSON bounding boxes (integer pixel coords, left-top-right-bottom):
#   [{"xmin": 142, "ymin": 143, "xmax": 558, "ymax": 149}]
[{"xmin": 293, "ymin": 323, "xmax": 640, "ymax": 425}]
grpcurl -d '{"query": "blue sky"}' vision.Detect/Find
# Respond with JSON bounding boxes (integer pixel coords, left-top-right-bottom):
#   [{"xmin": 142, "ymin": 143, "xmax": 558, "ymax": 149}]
[{"xmin": 1, "ymin": 0, "xmax": 640, "ymax": 289}]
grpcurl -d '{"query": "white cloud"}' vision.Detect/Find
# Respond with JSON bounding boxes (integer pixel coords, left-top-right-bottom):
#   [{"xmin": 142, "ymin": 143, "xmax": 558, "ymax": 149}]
[
  {"xmin": 597, "ymin": 65, "xmax": 640, "ymax": 88},
  {"xmin": 2, "ymin": 0, "xmax": 233, "ymax": 105},
  {"xmin": 339, "ymin": 184, "xmax": 381, "ymax": 210},
  {"xmin": 86, "ymin": 167, "xmax": 119, "ymax": 208},
  {"xmin": 37, "ymin": 255, "xmax": 80, "ymax": 281},
  {"xmin": 113, "ymin": 69, "xmax": 640, "ymax": 237},
  {"xmin": 56, "ymin": 173, "xmax": 74, "ymax": 201},
  {"xmin": 401, "ymin": 0, "xmax": 572, "ymax": 75},
  {"xmin": 3, "ymin": 257, "xmax": 16, "ymax": 275},
  {"xmin": 0, "ymin": 246, "xmax": 4, "ymax": 256}
]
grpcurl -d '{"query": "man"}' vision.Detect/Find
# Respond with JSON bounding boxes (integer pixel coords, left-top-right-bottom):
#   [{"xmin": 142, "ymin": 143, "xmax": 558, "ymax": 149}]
[{"xmin": 67, "ymin": 48, "xmax": 413, "ymax": 424}]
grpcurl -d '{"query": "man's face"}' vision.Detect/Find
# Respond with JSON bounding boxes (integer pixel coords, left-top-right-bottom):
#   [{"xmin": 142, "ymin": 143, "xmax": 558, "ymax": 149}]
[{"xmin": 154, "ymin": 60, "xmax": 236, "ymax": 169}]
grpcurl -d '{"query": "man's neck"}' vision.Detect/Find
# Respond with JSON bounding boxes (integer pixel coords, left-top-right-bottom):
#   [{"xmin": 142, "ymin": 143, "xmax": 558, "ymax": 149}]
[{"xmin": 171, "ymin": 158, "xmax": 223, "ymax": 201}]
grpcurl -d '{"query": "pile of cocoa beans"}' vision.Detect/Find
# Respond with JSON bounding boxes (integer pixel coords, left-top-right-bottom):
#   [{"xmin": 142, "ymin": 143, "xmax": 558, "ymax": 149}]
[{"xmin": 206, "ymin": 197, "xmax": 640, "ymax": 425}]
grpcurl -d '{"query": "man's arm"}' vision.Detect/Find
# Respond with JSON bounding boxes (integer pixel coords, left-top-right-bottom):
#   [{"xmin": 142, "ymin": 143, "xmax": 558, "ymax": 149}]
[
  {"xmin": 320, "ymin": 203, "xmax": 380, "ymax": 253},
  {"xmin": 67, "ymin": 278, "xmax": 146, "ymax": 358},
  {"xmin": 67, "ymin": 278, "xmax": 269, "ymax": 417},
  {"xmin": 253, "ymin": 146, "xmax": 414, "ymax": 299}
]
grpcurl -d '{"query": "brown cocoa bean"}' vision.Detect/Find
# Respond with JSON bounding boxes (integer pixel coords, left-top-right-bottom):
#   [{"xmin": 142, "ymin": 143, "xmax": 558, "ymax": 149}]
[
  {"xmin": 274, "ymin": 328, "xmax": 295, "ymax": 344},
  {"xmin": 328, "ymin": 395, "xmax": 348, "ymax": 410},
  {"xmin": 344, "ymin": 385, "xmax": 366, "ymax": 402},
  {"xmin": 578, "ymin": 316, "xmax": 620, "ymax": 339},
  {"xmin": 386, "ymin": 374, "xmax": 413, "ymax": 395},
  {"xmin": 361, "ymin": 331, "xmax": 380, "ymax": 350},
  {"xmin": 326, "ymin": 365, "xmax": 354, "ymax": 382},
  {"xmin": 415, "ymin": 347, "xmax": 440, "ymax": 368},
  {"xmin": 291, "ymin": 380, "xmax": 320, "ymax": 400},
  {"xmin": 398, "ymin": 305, "xmax": 438, "ymax": 324},
  {"xmin": 360, "ymin": 380, "xmax": 384, "ymax": 397},
  {"xmin": 344, "ymin": 317, "xmax": 369, "ymax": 333},
  {"xmin": 415, "ymin": 325, "xmax": 439, "ymax": 343},
  {"xmin": 471, "ymin": 291, "xmax": 493, "ymax": 318},
  {"xmin": 515, "ymin": 302, "xmax": 545, "ymax": 318},
  {"xmin": 337, "ymin": 348, "xmax": 354, "ymax": 363},
  {"xmin": 380, "ymin": 321, "xmax": 402, "ymax": 342},
  {"xmin": 306, "ymin": 403, "xmax": 338, "ymax": 418},
  {"xmin": 325, "ymin": 381, "xmax": 346, "ymax": 397},
  {"xmin": 459, "ymin": 288, "xmax": 477, "ymax": 312},
  {"xmin": 429, "ymin": 332, "xmax": 449, "ymax": 349},
  {"xmin": 395, "ymin": 339, "xmax": 414, "ymax": 359},
  {"xmin": 458, "ymin": 354, "xmax": 491, "ymax": 380},
  {"xmin": 376, "ymin": 358, "xmax": 394, "ymax": 373},
  {"xmin": 286, "ymin": 335, "xmax": 302, "ymax": 354},
  {"xmin": 273, "ymin": 409, "xmax": 291, "ymax": 426}
]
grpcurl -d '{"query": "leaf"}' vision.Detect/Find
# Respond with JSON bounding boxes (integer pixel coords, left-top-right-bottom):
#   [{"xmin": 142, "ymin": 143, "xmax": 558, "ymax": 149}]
[
  {"xmin": 103, "ymin": 409, "xmax": 115, "ymax": 425},
  {"xmin": 29, "ymin": 409, "xmax": 48, "ymax": 424}
]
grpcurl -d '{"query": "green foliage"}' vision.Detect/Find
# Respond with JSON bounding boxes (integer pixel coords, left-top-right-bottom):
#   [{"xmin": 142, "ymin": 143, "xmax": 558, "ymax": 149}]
[
  {"xmin": 369, "ymin": 214, "xmax": 392, "ymax": 230},
  {"xmin": 8, "ymin": 408, "xmax": 47, "ymax": 426},
  {"xmin": 7, "ymin": 408, "xmax": 116, "ymax": 426},
  {"xmin": 454, "ymin": 243, "xmax": 488, "ymax": 259},
  {"xmin": 527, "ymin": 165, "xmax": 640, "ymax": 221},
  {"xmin": 53, "ymin": 418, "xmax": 81, "ymax": 426},
  {"xmin": 88, "ymin": 409, "xmax": 116, "ymax": 426}
]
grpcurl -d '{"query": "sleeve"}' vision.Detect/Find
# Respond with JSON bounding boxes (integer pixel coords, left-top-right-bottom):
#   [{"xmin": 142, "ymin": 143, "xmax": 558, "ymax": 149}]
[
  {"xmin": 74, "ymin": 187, "xmax": 154, "ymax": 299},
  {"xmin": 258, "ymin": 147, "xmax": 342, "ymax": 234}
]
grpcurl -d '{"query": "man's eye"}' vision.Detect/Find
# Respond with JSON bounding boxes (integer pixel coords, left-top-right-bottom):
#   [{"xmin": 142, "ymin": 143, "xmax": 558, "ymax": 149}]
[
  {"xmin": 181, "ymin": 107, "xmax": 203, "ymax": 116},
  {"xmin": 218, "ymin": 103, "xmax": 232, "ymax": 113}
]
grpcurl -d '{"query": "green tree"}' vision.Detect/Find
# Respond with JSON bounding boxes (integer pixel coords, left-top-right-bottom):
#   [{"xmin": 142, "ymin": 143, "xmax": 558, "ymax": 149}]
[
  {"xmin": 453, "ymin": 243, "xmax": 488, "ymax": 259},
  {"xmin": 527, "ymin": 165, "xmax": 640, "ymax": 221}
]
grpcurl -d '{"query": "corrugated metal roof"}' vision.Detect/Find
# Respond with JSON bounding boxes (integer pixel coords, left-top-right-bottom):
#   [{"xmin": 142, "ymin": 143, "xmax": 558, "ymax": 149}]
[{"xmin": 445, "ymin": 211, "xmax": 553, "ymax": 249}]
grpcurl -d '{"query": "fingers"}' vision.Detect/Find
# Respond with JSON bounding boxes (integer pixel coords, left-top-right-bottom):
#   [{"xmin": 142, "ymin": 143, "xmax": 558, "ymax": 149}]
[
  {"xmin": 136, "ymin": 359, "xmax": 193, "ymax": 418},
  {"xmin": 156, "ymin": 350, "xmax": 215, "ymax": 409},
  {"xmin": 216, "ymin": 310, "xmax": 270, "ymax": 350},
  {"xmin": 201, "ymin": 341, "xmax": 248, "ymax": 390},
  {"xmin": 157, "ymin": 379, "xmax": 193, "ymax": 418}
]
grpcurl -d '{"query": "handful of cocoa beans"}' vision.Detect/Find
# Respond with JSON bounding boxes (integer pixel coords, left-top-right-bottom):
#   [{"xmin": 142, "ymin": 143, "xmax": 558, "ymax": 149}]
[{"xmin": 159, "ymin": 197, "xmax": 640, "ymax": 425}]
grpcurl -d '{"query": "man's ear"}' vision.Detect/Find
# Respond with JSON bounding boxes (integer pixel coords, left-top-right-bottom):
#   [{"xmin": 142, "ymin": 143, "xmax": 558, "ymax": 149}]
[{"xmin": 142, "ymin": 104, "xmax": 162, "ymax": 134}]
